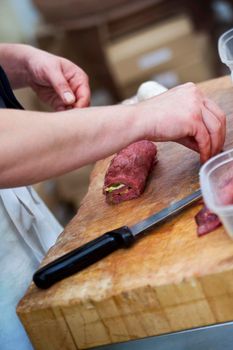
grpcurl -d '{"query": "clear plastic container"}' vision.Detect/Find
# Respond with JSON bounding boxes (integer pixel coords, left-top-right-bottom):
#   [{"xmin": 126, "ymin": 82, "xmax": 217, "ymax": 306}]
[
  {"xmin": 218, "ymin": 28, "xmax": 233, "ymax": 81},
  {"xmin": 200, "ymin": 149, "xmax": 233, "ymax": 238}
]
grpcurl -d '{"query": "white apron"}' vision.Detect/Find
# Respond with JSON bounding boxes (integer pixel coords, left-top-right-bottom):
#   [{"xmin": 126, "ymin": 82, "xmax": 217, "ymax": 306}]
[{"xmin": 0, "ymin": 186, "xmax": 63, "ymax": 350}]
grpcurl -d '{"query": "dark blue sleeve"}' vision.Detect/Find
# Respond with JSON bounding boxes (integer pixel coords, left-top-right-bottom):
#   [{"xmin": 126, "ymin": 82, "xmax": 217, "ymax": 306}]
[
  {"xmin": 0, "ymin": 66, "xmax": 24, "ymax": 110},
  {"xmin": 0, "ymin": 95, "xmax": 6, "ymax": 108}
]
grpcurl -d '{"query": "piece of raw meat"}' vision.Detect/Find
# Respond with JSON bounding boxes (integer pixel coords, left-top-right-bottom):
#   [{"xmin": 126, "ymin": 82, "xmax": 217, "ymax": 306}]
[
  {"xmin": 195, "ymin": 205, "xmax": 222, "ymax": 236},
  {"xmin": 195, "ymin": 174, "xmax": 233, "ymax": 236},
  {"xmin": 103, "ymin": 140, "xmax": 157, "ymax": 204}
]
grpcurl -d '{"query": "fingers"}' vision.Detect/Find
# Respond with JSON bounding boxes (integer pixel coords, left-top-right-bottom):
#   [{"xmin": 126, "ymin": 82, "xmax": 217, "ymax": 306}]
[
  {"xmin": 48, "ymin": 69, "xmax": 76, "ymax": 106},
  {"xmin": 73, "ymin": 82, "xmax": 91, "ymax": 108},
  {"xmin": 200, "ymin": 98, "xmax": 226, "ymax": 161},
  {"xmin": 183, "ymin": 86, "xmax": 226, "ymax": 162},
  {"xmin": 194, "ymin": 100, "xmax": 225, "ymax": 163},
  {"xmin": 53, "ymin": 69, "xmax": 91, "ymax": 109},
  {"xmin": 47, "ymin": 69, "xmax": 91, "ymax": 109},
  {"xmin": 69, "ymin": 70, "xmax": 90, "ymax": 108},
  {"xmin": 201, "ymin": 105, "xmax": 223, "ymax": 156},
  {"xmin": 204, "ymin": 98, "xmax": 226, "ymax": 148},
  {"xmin": 195, "ymin": 120, "xmax": 212, "ymax": 163},
  {"xmin": 182, "ymin": 86, "xmax": 224, "ymax": 162},
  {"xmin": 152, "ymin": 82, "xmax": 226, "ymax": 163}
]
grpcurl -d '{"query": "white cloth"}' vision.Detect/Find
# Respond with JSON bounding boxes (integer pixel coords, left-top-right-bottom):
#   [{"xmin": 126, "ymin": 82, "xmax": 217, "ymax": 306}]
[{"xmin": 0, "ymin": 186, "xmax": 63, "ymax": 350}]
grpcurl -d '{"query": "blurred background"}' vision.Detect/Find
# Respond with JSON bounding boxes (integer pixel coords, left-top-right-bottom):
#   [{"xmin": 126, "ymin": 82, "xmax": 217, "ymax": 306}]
[{"xmin": 1, "ymin": 0, "xmax": 233, "ymax": 225}]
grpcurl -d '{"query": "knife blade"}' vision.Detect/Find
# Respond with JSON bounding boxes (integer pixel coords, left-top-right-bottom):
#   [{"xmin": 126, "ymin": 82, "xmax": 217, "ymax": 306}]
[{"xmin": 33, "ymin": 189, "xmax": 202, "ymax": 289}]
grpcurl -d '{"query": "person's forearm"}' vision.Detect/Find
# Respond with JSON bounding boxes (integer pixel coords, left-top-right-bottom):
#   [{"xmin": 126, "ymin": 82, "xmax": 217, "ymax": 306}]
[
  {"xmin": 0, "ymin": 104, "xmax": 142, "ymax": 188},
  {"xmin": 0, "ymin": 43, "xmax": 34, "ymax": 88}
]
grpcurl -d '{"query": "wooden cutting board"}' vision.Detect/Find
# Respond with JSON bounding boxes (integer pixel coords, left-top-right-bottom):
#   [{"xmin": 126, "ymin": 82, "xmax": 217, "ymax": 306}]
[{"xmin": 18, "ymin": 76, "xmax": 233, "ymax": 350}]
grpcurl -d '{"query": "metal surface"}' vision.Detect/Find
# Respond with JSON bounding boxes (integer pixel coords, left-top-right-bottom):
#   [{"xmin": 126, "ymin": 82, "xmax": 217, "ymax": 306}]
[
  {"xmin": 92, "ymin": 321, "xmax": 233, "ymax": 350},
  {"xmin": 131, "ymin": 189, "xmax": 202, "ymax": 236}
]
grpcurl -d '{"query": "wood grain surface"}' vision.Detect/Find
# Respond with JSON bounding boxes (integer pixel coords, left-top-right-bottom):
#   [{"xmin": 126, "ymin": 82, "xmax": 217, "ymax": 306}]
[{"xmin": 18, "ymin": 76, "xmax": 233, "ymax": 350}]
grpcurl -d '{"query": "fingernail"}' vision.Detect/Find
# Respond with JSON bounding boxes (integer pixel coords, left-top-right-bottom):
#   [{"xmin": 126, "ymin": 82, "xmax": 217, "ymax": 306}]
[{"xmin": 64, "ymin": 91, "xmax": 75, "ymax": 104}]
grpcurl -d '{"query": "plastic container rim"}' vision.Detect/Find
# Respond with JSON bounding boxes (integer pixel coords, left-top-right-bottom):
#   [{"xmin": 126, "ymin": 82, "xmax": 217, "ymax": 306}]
[{"xmin": 218, "ymin": 27, "xmax": 233, "ymax": 63}]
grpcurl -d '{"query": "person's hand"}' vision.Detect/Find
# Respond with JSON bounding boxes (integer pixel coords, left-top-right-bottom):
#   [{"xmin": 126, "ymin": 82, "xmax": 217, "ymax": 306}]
[
  {"xmin": 138, "ymin": 82, "xmax": 226, "ymax": 163},
  {"xmin": 26, "ymin": 48, "xmax": 90, "ymax": 111}
]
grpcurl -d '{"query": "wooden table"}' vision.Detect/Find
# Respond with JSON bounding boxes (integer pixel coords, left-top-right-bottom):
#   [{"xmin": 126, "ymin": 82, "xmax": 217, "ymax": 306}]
[{"xmin": 18, "ymin": 76, "xmax": 233, "ymax": 350}]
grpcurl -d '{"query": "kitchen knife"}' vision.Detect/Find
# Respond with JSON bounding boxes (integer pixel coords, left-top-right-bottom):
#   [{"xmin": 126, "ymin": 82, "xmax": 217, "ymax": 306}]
[{"xmin": 33, "ymin": 189, "xmax": 202, "ymax": 289}]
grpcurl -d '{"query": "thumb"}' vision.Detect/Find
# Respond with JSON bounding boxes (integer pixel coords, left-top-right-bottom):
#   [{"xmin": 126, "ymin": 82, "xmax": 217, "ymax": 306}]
[{"xmin": 49, "ymin": 71, "xmax": 76, "ymax": 105}]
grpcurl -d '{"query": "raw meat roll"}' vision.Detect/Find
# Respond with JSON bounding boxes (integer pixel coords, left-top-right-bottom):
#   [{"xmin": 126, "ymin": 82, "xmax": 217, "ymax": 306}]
[{"xmin": 103, "ymin": 140, "xmax": 157, "ymax": 204}]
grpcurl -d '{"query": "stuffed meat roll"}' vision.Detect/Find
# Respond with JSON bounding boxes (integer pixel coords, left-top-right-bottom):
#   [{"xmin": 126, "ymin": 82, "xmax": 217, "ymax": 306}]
[{"xmin": 103, "ymin": 140, "xmax": 157, "ymax": 204}]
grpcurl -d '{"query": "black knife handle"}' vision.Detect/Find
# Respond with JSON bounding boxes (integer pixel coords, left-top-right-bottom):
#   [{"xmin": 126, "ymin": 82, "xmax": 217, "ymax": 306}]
[{"xmin": 33, "ymin": 226, "xmax": 135, "ymax": 289}]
